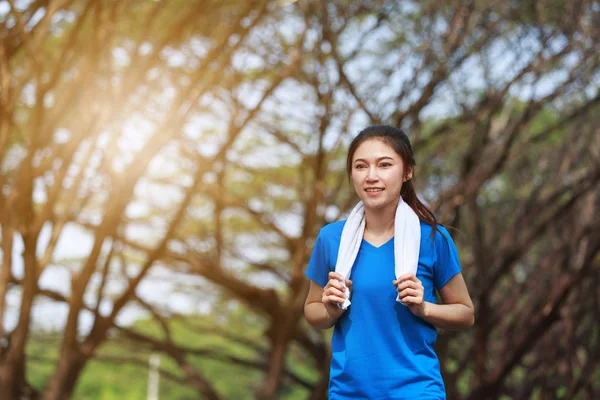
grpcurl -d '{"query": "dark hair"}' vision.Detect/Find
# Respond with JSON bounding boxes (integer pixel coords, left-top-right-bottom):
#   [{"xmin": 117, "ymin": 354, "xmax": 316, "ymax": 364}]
[{"xmin": 346, "ymin": 125, "xmax": 438, "ymax": 233}]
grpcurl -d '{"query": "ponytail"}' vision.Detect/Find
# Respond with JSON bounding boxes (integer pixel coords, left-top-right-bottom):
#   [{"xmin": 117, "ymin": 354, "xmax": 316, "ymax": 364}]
[{"xmin": 401, "ymin": 178, "xmax": 438, "ymax": 240}]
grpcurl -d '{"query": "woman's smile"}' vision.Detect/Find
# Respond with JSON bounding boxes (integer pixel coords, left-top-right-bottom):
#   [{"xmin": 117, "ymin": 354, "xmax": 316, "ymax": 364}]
[{"xmin": 365, "ymin": 187, "xmax": 385, "ymax": 196}]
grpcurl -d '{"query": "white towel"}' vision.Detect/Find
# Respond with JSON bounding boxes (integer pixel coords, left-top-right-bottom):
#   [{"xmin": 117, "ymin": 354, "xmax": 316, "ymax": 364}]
[{"xmin": 334, "ymin": 197, "xmax": 421, "ymax": 309}]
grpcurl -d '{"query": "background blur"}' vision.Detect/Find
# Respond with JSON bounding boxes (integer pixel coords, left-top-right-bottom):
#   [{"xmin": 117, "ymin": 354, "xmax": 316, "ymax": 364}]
[{"xmin": 1, "ymin": 0, "xmax": 599, "ymax": 399}]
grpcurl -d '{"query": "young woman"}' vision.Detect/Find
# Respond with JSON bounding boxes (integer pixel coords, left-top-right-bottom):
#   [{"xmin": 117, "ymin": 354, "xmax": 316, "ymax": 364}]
[{"xmin": 304, "ymin": 125, "xmax": 474, "ymax": 399}]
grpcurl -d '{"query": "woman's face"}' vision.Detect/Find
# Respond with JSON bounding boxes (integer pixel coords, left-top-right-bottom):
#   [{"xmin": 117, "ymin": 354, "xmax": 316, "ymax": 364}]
[{"xmin": 351, "ymin": 139, "xmax": 411, "ymax": 210}]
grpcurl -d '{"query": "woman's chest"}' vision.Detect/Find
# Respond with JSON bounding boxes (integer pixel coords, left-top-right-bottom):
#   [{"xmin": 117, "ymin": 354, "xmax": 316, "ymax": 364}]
[{"xmin": 349, "ymin": 241, "xmax": 436, "ymax": 296}]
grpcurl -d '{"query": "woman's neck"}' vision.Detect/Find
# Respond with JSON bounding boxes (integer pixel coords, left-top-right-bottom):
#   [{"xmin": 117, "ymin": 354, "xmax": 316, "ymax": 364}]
[{"xmin": 364, "ymin": 200, "xmax": 397, "ymax": 235}]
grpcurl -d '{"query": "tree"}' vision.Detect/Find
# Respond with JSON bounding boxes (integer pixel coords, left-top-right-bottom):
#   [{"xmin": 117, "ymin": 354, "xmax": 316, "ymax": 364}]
[{"xmin": 1, "ymin": 0, "xmax": 599, "ymax": 399}]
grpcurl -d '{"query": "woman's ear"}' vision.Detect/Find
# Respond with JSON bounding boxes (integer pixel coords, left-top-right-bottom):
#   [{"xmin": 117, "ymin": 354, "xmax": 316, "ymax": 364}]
[{"xmin": 403, "ymin": 166, "xmax": 413, "ymax": 182}]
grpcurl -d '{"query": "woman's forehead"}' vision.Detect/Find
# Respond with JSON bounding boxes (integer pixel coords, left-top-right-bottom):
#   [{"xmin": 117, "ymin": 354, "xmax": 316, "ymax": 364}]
[{"xmin": 353, "ymin": 139, "xmax": 400, "ymax": 160}]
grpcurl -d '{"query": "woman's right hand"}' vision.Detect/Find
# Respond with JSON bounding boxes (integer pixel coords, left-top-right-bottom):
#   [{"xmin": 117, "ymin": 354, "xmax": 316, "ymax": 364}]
[{"xmin": 322, "ymin": 272, "xmax": 352, "ymax": 320}]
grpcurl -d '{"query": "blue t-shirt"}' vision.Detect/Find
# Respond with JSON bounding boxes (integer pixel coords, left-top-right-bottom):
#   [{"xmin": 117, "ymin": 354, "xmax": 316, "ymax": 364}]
[{"xmin": 305, "ymin": 220, "xmax": 461, "ymax": 399}]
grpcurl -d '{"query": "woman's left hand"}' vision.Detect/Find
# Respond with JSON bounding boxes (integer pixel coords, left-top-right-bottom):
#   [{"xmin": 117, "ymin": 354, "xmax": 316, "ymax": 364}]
[{"xmin": 393, "ymin": 273, "xmax": 428, "ymax": 318}]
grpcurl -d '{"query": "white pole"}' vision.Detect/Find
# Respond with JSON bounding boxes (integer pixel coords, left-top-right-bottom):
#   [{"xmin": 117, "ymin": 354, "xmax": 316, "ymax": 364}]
[{"xmin": 147, "ymin": 353, "xmax": 160, "ymax": 400}]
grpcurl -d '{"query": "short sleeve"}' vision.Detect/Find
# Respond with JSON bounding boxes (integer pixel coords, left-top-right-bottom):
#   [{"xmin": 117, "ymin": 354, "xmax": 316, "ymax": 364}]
[
  {"xmin": 434, "ymin": 226, "xmax": 462, "ymax": 290},
  {"xmin": 305, "ymin": 229, "xmax": 331, "ymax": 288}
]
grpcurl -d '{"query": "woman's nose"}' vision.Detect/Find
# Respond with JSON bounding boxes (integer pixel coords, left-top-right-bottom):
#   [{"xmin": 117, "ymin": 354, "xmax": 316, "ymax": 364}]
[{"xmin": 366, "ymin": 168, "xmax": 378, "ymax": 181}]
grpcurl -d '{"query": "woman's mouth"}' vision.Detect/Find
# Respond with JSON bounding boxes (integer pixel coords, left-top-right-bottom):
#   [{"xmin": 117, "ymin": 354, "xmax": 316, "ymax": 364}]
[{"xmin": 365, "ymin": 188, "xmax": 384, "ymax": 195}]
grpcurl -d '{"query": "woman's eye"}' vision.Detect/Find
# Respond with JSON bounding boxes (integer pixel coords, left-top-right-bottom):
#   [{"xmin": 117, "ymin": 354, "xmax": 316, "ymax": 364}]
[
  {"xmin": 355, "ymin": 164, "xmax": 366, "ymax": 169},
  {"xmin": 380, "ymin": 163, "xmax": 391, "ymax": 167}
]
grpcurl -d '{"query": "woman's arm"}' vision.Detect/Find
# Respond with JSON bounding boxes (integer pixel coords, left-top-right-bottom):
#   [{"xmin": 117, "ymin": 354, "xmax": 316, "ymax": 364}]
[
  {"xmin": 423, "ymin": 273, "xmax": 474, "ymax": 329},
  {"xmin": 395, "ymin": 273, "xmax": 474, "ymax": 330},
  {"xmin": 304, "ymin": 273, "xmax": 351, "ymax": 329}
]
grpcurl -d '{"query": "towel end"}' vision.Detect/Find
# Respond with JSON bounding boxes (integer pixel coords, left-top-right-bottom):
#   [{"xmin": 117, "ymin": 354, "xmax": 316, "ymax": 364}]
[
  {"xmin": 396, "ymin": 293, "xmax": 408, "ymax": 307},
  {"xmin": 336, "ymin": 286, "xmax": 351, "ymax": 310},
  {"xmin": 336, "ymin": 298, "xmax": 351, "ymax": 310}
]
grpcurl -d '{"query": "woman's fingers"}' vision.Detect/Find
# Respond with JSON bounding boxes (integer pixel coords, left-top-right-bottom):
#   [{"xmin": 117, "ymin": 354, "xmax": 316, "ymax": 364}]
[
  {"xmin": 325, "ymin": 279, "xmax": 344, "ymax": 292},
  {"xmin": 398, "ymin": 288, "xmax": 421, "ymax": 299},
  {"xmin": 396, "ymin": 273, "xmax": 417, "ymax": 282},
  {"xmin": 328, "ymin": 271, "xmax": 345, "ymax": 282},
  {"xmin": 322, "ymin": 293, "xmax": 345, "ymax": 304},
  {"xmin": 324, "ymin": 286, "xmax": 345, "ymax": 298},
  {"xmin": 396, "ymin": 281, "xmax": 417, "ymax": 291},
  {"xmin": 392, "ymin": 275, "xmax": 427, "ymax": 316},
  {"xmin": 323, "ymin": 294, "xmax": 346, "ymax": 304},
  {"xmin": 322, "ymin": 273, "xmax": 351, "ymax": 306},
  {"xmin": 326, "ymin": 272, "xmax": 351, "ymax": 293},
  {"xmin": 400, "ymin": 296, "xmax": 423, "ymax": 305},
  {"xmin": 322, "ymin": 284, "xmax": 347, "ymax": 304},
  {"xmin": 394, "ymin": 274, "xmax": 424, "ymax": 305},
  {"xmin": 393, "ymin": 274, "xmax": 422, "ymax": 291},
  {"xmin": 395, "ymin": 280, "xmax": 420, "ymax": 292}
]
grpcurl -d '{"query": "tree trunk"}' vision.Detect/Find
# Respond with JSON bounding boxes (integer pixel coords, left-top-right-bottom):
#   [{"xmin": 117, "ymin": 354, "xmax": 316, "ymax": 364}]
[
  {"xmin": 41, "ymin": 349, "xmax": 85, "ymax": 400},
  {"xmin": 0, "ymin": 224, "xmax": 14, "ymax": 347},
  {"xmin": 255, "ymin": 294, "xmax": 307, "ymax": 399},
  {"xmin": 0, "ymin": 229, "xmax": 38, "ymax": 398},
  {"xmin": 255, "ymin": 320, "xmax": 291, "ymax": 399}
]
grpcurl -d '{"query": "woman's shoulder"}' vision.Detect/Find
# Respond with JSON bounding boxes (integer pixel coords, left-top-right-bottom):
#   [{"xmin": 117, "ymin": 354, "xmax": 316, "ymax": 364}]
[
  {"xmin": 419, "ymin": 221, "xmax": 454, "ymax": 244},
  {"xmin": 318, "ymin": 220, "xmax": 346, "ymax": 239}
]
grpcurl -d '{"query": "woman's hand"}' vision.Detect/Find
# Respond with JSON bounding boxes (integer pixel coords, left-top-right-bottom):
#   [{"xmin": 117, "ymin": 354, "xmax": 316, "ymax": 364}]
[
  {"xmin": 322, "ymin": 272, "xmax": 352, "ymax": 321},
  {"xmin": 394, "ymin": 273, "xmax": 428, "ymax": 318}
]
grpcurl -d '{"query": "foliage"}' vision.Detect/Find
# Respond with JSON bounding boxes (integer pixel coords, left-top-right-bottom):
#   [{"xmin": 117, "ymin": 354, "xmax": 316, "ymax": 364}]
[{"xmin": 1, "ymin": 0, "xmax": 599, "ymax": 399}]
